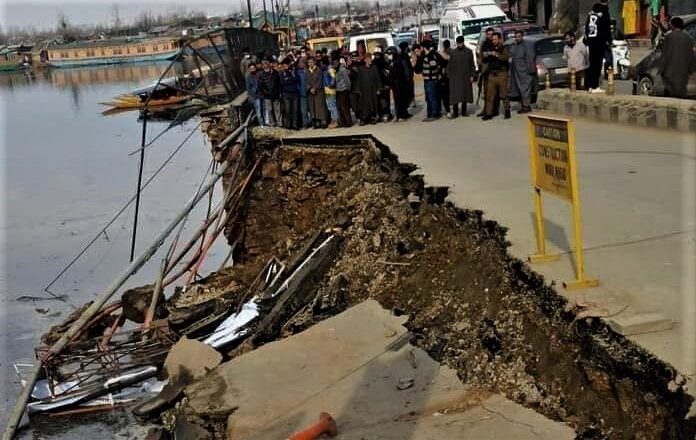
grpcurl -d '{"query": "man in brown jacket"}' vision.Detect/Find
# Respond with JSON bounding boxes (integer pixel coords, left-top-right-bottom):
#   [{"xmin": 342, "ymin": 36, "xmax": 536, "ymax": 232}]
[{"xmin": 481, "ymin": 32, "xmax": 511, "ymax": 120}]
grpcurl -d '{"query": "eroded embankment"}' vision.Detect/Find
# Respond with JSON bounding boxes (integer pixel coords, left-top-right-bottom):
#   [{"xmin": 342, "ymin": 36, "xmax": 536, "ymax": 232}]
[{"xmin": 184, "ymin": 132, "xmax": 694, "ymax": 440}]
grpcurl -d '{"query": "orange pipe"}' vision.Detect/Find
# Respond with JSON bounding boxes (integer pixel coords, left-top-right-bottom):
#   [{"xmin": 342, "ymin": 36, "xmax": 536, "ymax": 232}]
[{"xmin": 288, "ymin": 412, "xmax": 337, "ymax": 440}]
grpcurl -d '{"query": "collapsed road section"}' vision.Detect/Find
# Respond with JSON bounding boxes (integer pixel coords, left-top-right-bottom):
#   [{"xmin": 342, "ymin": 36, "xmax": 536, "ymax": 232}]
[{"xmin": 6, "ymin": 119, "xmax": 696, "ymax": 439}]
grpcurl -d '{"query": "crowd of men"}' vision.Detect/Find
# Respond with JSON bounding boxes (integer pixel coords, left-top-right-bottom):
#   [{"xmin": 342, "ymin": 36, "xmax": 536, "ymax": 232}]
[
  {"xmin": 242, "ymin": 30, "xmax": 540, "ymax": 130},
  {"xmin": 242, "ymin": 0, "xmax": 695, "ymax": 129}
]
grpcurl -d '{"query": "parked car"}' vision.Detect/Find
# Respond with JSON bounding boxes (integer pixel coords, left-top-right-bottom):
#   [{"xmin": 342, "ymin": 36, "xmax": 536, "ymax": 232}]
[
  {"xmin": 346, "ymin": 31, "xmax": 395, "ymax": 54},
  {"xmin": 307, "ymin": 37, "xmax": 345, "ymax": 53},
  {"xmin": 526, "ymin": 34, "xmax": 569, "ymax": 89},
  {"xmin": 501, "ymin": 34, "xmax": 566, "ymax": 103},
  {"xmin": 632, "ymin": 14, "xmax": 696, "ymax": 98}
]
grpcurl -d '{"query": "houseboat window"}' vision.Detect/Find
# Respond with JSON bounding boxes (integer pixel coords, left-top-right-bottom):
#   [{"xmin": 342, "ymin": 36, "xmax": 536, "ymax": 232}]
[
  {"xmin": 137, "ymin": 45, "xmax": 146, "ymax": 53},
  {"xmin": 153, "ymin": 45, "xmax": 159, "ymax": 51},
  {"xmin": 101, "ymin": 49, "xmax": 105, "ymax": 56},
  {"xmin": 163, "ymin": 44, "xmax": 169, "ymax": 50},
  {"xmin": 74, "ymin": 51, "xmax": 79, "ymax": 57},
  {"xmin": 113, "ymin": 48, "xmax": 122, "ymax": 55}
]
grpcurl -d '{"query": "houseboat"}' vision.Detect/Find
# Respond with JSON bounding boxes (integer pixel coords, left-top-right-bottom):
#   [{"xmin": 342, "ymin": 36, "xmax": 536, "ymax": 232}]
[
  {"xmin": 0, "ymin": 44, "xmax": 34, "ymax": 71},
  {"xmin": 46, "ymin": 38, "xmax": 181, "ymax": 68}
]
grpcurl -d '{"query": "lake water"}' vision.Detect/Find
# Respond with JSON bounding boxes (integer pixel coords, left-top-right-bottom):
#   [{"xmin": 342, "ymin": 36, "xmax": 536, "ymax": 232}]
[{"xmin": 0, "ymin": 64, "xmax": 227, "ymax": 437}]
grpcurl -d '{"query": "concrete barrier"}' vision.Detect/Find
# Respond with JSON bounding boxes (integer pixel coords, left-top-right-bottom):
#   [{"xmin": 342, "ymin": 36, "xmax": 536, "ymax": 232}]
[{"xmin": 536, "ymin": 89, "xmax": 696, "ymax": 132}]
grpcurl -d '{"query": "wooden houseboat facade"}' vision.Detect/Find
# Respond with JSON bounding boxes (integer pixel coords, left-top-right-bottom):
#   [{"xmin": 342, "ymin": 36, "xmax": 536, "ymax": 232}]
[{"xmin": 46, "ymin": 38, "xmax": 180, "ymax": 68}]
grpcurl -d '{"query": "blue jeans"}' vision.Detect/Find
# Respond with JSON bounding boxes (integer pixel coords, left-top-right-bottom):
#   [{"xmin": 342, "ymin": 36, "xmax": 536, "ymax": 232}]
[
  {"xmin": 326, "ymin": 94, "xmax": 337, "ymax": 122},
  {"xmin": 424, "ymin": 80, "xmax": 440, "ymax": 118},
  {"xmin": 252, "ymin": 98, "xmax": 263, "ymax": 124},
  {"xmin": 299, "ymin": 96, "xmax": 310, "ymax": 127}
]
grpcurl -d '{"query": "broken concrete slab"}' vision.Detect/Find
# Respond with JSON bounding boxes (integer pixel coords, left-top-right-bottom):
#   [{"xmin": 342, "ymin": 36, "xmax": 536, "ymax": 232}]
[
  {"xmin": 134, "ymin": 337, "xmax": 223, "ymax": 419},
  {"xmin": 164, "ymin": 336, "xmax": 222, "ymax": 381},
  {"xmin": 184, "ymin": 300, "xmax": 574, "ymax": 439},
  {"xmin": 607, "ymin": 313, "xmax": 675, "ymax": 336}
]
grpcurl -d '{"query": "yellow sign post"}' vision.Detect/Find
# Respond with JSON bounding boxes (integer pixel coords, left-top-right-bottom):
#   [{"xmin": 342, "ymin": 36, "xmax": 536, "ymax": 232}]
[{"xmin": 527, "ymin": 115, "xmax": 599, "ymax": 290}]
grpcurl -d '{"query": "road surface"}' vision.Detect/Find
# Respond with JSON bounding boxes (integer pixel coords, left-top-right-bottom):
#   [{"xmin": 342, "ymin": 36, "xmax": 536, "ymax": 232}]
[{"xmin": 290, "ymin": 105, "xmax": 696, "ymax": 385}]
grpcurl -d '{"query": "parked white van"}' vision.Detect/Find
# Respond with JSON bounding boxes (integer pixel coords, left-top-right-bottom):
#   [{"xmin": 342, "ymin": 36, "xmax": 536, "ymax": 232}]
[
  {"xmin": 347, "ymin": 31, "xmax": 395, "ymax": 53},
  {"xmin": 439, "ymin": 0, "xmax": 508, "ymax": 65}
]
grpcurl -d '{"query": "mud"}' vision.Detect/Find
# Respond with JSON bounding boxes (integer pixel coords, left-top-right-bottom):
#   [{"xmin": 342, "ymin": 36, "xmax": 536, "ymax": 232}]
[{"xmin": 174, "ymin": 130, "xmax": 694, "ymax": 439}]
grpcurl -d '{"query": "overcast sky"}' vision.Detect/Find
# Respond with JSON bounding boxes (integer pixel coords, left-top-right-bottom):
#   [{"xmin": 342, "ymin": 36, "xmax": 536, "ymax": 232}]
[{"xmin": 1, "ymin": 0, "xmax": 241, "ymax": 31}]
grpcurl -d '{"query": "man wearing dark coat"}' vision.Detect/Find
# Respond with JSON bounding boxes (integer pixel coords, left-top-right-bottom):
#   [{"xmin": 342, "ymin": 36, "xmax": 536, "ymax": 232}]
[
  {"xmin": 355, "ymin": 56, "xmax": 383, "ymax": 125},
  {"xmin": 584, "ymin": 0, "xmax": 612, "ymax": 93},
  {"xmin": 391, "ymin": 42, "xmax": 414, "ymax": 121},
  {"xmin": 509, "ymin": 31, "xmax": 536, "ymax": 114},
  {"xmin": 447, "ymin": 36, "xmax": 476, "ymax": 118},
  {"xmin": 659, "ymin": 17, "xmax": 695, "ymax": 99},
  {"xmin": 306, "ymin": 57, "xmax": 328, "ymax": 128}
]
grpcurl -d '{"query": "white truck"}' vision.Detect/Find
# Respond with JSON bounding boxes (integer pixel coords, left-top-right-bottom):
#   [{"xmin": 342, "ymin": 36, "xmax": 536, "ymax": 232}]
[{"xmin": 439, "ymin": 0, "xmax": 509, "ymax": 66}]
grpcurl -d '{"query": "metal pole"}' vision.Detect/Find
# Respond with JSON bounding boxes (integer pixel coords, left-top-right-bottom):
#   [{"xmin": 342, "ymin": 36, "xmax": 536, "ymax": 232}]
[
  {"xmin": 417, "ymin": 0, "xmax": 422, "ymax": 42},
  {"xmin": 315, "ymin": 5, "xmax": 319, "ymax": 35},
  {"xmin": 130, "ymin": 108, "xmax": 148, "ymax": 262},
  {"xmin": 247, "ymin": 0, "xmax": 253, "ymax": 28},
  {"xmin": 2, "ymin": 121, "xmax": 249, "ymax": 440},
  {"xmin": 263, "ymin": 0, "xmax": 268, "ymax": 27},
  {"xmin": 400, "ymin": 1, "xmax": 403, "ymax": 30}
]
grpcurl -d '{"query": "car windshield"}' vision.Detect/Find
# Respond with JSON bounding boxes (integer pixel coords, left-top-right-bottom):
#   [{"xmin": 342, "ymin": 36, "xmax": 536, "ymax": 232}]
[
  {"xmin": 460, "ymin": 16, "xmax": 506, "ymax": 36},
  {"xmin": 365, "ymin": 38, "xmax": 388, "ymax": 53},
  {"xmin": 536, "ymin": 38, "xmax": 565, "ymax": 55},
  {"xmin": 315, "ymin": 42, "xmax": 339, "ymax": 52}
]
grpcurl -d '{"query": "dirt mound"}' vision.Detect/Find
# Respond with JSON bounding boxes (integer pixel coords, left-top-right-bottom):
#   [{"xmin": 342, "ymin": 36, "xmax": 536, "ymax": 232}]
[{"xmin": 179, "ymin": 133, "xmax": 694, "ymax": 439}]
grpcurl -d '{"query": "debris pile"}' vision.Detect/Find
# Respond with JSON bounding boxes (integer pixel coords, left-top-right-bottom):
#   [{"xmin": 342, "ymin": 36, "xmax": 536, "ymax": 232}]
[{"xmin": 15, "ymin": 131, "xmax": 695, "ymax": 440}]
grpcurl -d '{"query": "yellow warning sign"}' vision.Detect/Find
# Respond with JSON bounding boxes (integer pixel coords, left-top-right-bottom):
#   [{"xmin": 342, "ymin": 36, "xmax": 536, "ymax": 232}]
[
  {"xmin": 527, "ymin": 115, "xmax": 598, "ymax": 291},
  {"xmin": 530, "ymin": 118, "xmax": 573, "ymax": 201}
]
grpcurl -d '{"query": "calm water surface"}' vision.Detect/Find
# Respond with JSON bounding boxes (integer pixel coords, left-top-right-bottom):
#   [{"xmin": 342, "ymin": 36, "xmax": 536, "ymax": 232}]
[{"xmin": 0, "ymin": 64, "xmax": 227, "ymax": 437}]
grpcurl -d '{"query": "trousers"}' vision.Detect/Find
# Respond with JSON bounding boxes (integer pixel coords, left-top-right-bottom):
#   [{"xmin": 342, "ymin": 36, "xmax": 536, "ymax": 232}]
[
  {"xmin": 263, "ymin": 99, "xmax": 281, "ymax": 126},
  {"xmin": 336, "ymin": 90, "xmax": 353, "ymax": 127},
  {"xmin": 586, "ymin": 44, "xmax": 605, "ymax": 89},
  {"xmin": 282, "ymin": 96, "xmax": 298, "ymax": 129},
  {"xmin": 424, "ymin": 79, "xmax": 440, "ymax": 118},
  {"xmin": 485, "ymin": 71, "xmax": 510, "ymax": 116}
]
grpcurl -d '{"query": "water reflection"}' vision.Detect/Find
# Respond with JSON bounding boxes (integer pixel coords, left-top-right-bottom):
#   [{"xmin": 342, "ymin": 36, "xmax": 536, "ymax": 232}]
[{"xmin": 0, "ymin": 62, "xmax": 185, "ymax": 90}]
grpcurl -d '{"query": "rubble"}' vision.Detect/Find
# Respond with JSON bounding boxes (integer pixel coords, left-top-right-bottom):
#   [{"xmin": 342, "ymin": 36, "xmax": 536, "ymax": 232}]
[{"xmin": 13, "ymin": 129, "xmax": 696, "ymax": 439}]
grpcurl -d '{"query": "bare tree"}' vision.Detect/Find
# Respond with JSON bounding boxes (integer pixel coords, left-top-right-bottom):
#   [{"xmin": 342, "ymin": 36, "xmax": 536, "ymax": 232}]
[
  {"xmin": 112, "ymin": 4, "xmax": 122, "ymax": 30},
  {"xmin": 550, "ymin": 0, "xmax": 579, "ymax": 34},
  {"xmin": 56, "ymin": 10, "xmax": 76, "ymax": 42}
]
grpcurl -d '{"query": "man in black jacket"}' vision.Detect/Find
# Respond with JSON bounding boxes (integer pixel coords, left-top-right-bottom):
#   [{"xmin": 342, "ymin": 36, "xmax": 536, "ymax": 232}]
[
  {"xmin": 373, "ymin": 49, "xmax": 393, "ymax": 122},
  {"xmin": 258, "ymin": 59, "xmax": 282, "ymax": 126},
  {"xmin": 391, "ymin": 42, "xmax": 414, "ymax": 121},
  {"xmin": 584, "ymin": 0, "xmax": 612, "ymax": 93},
  {"xmin": 279, "ymin": 59, "xmax": 299, "ymax": 129}
]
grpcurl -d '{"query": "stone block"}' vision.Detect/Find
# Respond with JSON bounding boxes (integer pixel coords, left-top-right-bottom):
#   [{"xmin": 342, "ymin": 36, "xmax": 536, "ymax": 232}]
[{"xmin": 607, "ymin": 313, "xmax": 675, "ymax": 336}]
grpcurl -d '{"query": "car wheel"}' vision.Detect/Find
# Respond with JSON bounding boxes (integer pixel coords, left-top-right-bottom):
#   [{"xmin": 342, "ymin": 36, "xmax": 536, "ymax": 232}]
[
  {"xmin": 638, "ymin": 76, "xmax": 655, "ymax": 96},
  {"xmin": 619, "ymin": 65, "xmax": 630, "ymax": 80}
]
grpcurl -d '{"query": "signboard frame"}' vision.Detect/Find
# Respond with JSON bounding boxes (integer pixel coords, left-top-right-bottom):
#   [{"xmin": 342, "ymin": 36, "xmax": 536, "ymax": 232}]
[{"xmin": 527, "ymin": 115, "xmax": 599, "ymax": 291}]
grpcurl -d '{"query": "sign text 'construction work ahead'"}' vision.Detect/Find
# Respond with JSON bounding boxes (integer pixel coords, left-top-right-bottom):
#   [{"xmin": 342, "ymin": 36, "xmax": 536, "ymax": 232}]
[{"xmin": 530, "ymin": 117, "xmax": 573, "ymax": 201}]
